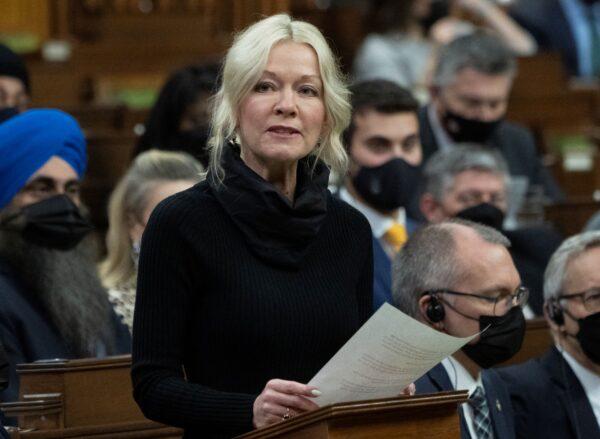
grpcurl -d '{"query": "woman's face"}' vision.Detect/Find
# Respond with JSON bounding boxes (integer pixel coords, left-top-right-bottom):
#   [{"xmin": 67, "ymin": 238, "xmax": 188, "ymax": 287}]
[
  {"xmin": 128, "ymin": 179, "xmax": 197, "ymax": 244},
  {"xmin": 237, "ymin": 40, "xmax": 326, "ymax": 173}
]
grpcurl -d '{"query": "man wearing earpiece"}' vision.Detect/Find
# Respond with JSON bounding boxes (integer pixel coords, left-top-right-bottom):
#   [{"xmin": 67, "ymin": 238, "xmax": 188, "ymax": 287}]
[
  {"xmin": 497, "ymin": 232, "xmax": 600, "ymax": 439},
  {"xmin": 393, "ymin": 219, "xmax": 528, "ymax": 439}
]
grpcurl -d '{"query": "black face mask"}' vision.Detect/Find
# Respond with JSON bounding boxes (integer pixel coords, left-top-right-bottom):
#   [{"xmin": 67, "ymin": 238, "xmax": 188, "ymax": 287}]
[
  {"xmin": 352, "ymin": 158, "xmax": 421, "ymax": 211},
  {"xmin": 442, "ymin": 109, "xmax": 502, "ymax": 143},
  {"xmin": 0, "ymin": 107, "xmax": 18, "ymax": 124},
  {"xmin": 462, "ymin": 307, "xmax": 526, "ymax": 368},
  {"xmin": 170, "ymin": 126, "xmax": 210, "ymax": 166},
  {"xmin": 577, "ymin": 311, "xmax": 600, "ymax": 365},
  {"xmin": 0, "ymin": 195, "xmax": 94, "ymax": 250},
  {"xmin": 455, "ymin": 203, "xmax": 505, "ymax": 230}
]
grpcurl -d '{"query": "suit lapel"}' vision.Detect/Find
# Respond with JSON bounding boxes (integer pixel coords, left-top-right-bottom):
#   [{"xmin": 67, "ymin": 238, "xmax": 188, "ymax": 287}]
[
  {"xmin": 427, "ymin": 364, "xmax": 470, "ymax": 439},
  {"xmin": 482, "ymin": 369, "xmax": 514, "ymax": 439},
  {"xmin": 427, "ymin": 363, "xmax": 454, "ymax": 391},
  {"xmin": 543, "ymin": 347, "xmax": 600, "ymax": 438}
]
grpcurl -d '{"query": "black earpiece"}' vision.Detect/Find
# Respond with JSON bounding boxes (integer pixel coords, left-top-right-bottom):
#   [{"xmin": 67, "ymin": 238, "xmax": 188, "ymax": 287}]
[
  {"xmin": 548, "ymin": 299, "xmax": 565, "ymax": 326},
  {"xmin": 426, "ymin": 294, "xmax": 446, "ymax": 323}
]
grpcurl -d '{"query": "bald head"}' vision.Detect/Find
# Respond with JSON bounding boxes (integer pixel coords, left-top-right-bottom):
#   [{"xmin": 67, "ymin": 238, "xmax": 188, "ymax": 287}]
[{"xmin": 392, "ymin": 219, "xmax": 514, "ymax": 320}]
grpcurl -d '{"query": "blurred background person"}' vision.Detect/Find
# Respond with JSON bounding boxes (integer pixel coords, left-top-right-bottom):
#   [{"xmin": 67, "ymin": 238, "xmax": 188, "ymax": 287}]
[
  {"xmin": 99, "ymin": 150, "xmax": 203, "ymax": 333},
  {"xmin": 0, "ymin": 109, "xmax": 130, "ymax": 406},
  {"xmin": 419, "ymin": 144, "xmax": 563, "ymax": 316},
  {"xmin": 353, "ymin": 0, "xmax": 536, "ymax": 101},
  {"xmin": 133, "ymin": 63, "xmax": 219, "ymax": 166},
  {"xmin": 340, "ymin": 79, "xmax": 423, "ymax": 310},
  {"xmin": 499, "ymin": 231, "xmax": 600, "ymax": 439},
  {"xmin": 132, "ymin": 14, "xmax": 374, "ymax": 438},
  {"xmin": 0, "ymin": 43, "xmax": 29, "ymax": 121},
  {"xmin": 420, "ymin": 32, "xmax": 564, "ymax": 202},
  {"xmin": 510, "ymin": 0, "xmax": 600, "ymax": 79},
  {"xmin": 394, "ymin": 220, "xmax": 527, "ymax": 439}
]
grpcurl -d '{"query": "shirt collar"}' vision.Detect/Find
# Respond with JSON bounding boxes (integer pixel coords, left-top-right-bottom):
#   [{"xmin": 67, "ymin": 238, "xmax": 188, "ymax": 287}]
[
  {"xmin": 441, "ymin": 355, "xmax": 483, "ymax": 395},
  {"xmin": 560, "ymin": 347, "xmax": 600, "ymax": 394},
  {"xmin": 339, "ymin": 186, "xmax": 405, "ymax": 238}
]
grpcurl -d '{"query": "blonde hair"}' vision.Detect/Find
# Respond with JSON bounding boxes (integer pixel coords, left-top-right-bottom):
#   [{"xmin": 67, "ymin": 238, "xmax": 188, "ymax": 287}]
[
  {"xmin": 208, "ymin": 14, "xmax": 351, "ymax": 181},
  {"xmin": 99, "ymin": 150, "xmax": 203, "ymax": 289}
]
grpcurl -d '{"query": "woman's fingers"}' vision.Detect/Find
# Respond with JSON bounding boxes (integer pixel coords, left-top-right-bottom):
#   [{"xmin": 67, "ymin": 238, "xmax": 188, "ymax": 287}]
[
  {"xmin": 266, "ymin": 379, "xmax": 321, "ymax": 398},
  {"xmin": 253, "ymin": 379, "xmax": 322, "ymax": 429}
]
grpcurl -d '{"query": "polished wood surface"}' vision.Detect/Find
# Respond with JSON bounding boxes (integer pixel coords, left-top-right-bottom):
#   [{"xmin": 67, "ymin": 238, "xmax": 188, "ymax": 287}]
[
  {"xmin": 236, "ymin": 391, "xmax": 469, "ymax": 439},
  {"xmin": 2, "ymin": 356, "xmax": 183, "ymax": 438}
]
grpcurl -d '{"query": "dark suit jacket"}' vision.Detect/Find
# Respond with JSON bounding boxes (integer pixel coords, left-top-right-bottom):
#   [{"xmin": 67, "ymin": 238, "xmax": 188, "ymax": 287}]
[
  {"xmin": 510, "ymin": 0, "xmax": 579, "ymax": 76},
  {"xmin": 415, "ymin": 363, "xmax": 516, "ymax": 439},
  {"xmin": 372, "ymin": 218, "xmax": 421, "ymax": 311},
  {"xmin": 418, "ymin": 106, "xmax": 565, "ymax": 202},
  {"xmin": 498, "ymin": 347, "xmax": 600, "ymax": 439},
  {"xmin": 504, "ymin": 226, "xmax": 563, "ymax": 316},
  {"xmin": 0, "ymin": 259, "xmax": 131, "ymax": 406}
]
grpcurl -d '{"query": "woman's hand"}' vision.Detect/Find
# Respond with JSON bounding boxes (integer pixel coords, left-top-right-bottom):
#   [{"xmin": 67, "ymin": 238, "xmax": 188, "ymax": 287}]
[
  {"xmin": 400, "ymin": 383, "xmax": 416, "ymax": 396},
  {"xmin": 253, "ymin": 379, "xmax": 321, "ymax": 429}
]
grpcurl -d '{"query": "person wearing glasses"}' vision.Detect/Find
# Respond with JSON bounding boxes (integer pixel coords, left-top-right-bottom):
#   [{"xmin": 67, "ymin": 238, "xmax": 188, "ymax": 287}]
[
  {"xmin": 498, "ymin": 232, "xmax": 600, "ymax": 439},
  {"xmin": 392, "ymin": 219, "xmax": 527, "ymax": 439},
  {"xmin": 419, "ymin": 144, "xmax": 563, "ymax": 317}
]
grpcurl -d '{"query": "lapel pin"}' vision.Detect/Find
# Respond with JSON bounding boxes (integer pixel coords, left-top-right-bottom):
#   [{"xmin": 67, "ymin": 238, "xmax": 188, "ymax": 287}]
[{"xmin": 496, "ymin": 399, "xmax": 502, "ymax": 412}]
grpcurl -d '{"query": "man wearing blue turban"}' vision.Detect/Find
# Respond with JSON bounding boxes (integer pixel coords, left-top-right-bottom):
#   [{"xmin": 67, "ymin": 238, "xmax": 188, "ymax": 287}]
[{"xmin": 0, "ymin": 110, "xmax": 131, "ymax": 415}]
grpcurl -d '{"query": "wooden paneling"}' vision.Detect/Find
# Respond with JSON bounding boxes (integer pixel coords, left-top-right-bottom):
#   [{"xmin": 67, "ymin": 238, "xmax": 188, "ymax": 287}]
[{"xmin": 0, "ymin": 0, "xmax": 50, "ymax": 41}]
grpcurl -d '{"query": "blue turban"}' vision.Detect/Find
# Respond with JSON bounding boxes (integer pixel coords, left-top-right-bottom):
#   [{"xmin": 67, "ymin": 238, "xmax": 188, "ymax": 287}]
[{"xmin": 0, "ymin": 109, "xmax": 87, "ymax": 209}]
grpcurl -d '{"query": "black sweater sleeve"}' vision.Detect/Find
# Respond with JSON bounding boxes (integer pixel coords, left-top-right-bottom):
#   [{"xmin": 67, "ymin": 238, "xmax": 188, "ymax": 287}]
[{"xmin": 131, "ymin": 198, "xmax": 256, "ymax": 434}]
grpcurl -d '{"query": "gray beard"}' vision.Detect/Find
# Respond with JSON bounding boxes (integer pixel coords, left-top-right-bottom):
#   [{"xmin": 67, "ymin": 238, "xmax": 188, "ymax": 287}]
[{"xmin": 0, "ymin": 230, "xmax": 116, "ymax": 357}]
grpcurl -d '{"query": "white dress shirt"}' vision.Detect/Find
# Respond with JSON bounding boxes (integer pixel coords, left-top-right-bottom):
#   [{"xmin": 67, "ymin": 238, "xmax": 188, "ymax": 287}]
[
  {"xmin": 441, "ymin": 356, "xmax": 484, "ymax": 439},
  {"xmin": 561, "ymin": 348, "xmax": 600, "ymax": 428}
]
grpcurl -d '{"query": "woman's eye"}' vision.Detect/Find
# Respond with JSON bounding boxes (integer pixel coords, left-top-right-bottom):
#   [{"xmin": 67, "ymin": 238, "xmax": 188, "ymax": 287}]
[
  {"xmin": 255, "ymin": 82, "xmax": 274, "ymax": 92},
  {"xmin": 299, "ymin": 86, "xmax": 318, "ymax": 97}
]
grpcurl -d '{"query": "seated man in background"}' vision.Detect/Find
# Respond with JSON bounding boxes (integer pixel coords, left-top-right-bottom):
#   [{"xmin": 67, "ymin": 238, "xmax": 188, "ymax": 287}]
[
  {"xmin": 419, "ymin": 145, "xmax": 563, "ymax": 316},
  {"xmin": 498, "ymin": 231, "xmax": 600, "ymax": 439},
  {"xmin": 339, "ymin": 79, "xmax": 423, "ymax": 310},
  {"xmin": 420, "ymin": 32, "xmax": 564, "ymax": 202},
  {"xmin": 393, "ymin": 220, "xmax": 527, "ymax": 439},
  {"xmin": 0, "ymin": 109, "xmax": 131, "ymax": 404},
  {"xmin": 0, "ymin": 44, "xmax": 29, "ymax": 121},
  {"xmin": 510, "ymin": 0, "xmax": 600, "ymax": 79}
]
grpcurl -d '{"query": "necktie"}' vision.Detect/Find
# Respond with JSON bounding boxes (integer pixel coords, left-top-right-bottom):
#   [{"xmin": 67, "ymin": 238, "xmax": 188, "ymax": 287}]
[
  {"xmin": 586, "ymin": 6, "xmax": 600, "ymax": 76},
  {"xmin": 469, "ymin": 386, "xmax": 494, "ymax": 439},
  {"xmin": 382, "ymin": 222, "xmax": 407, "ymax": 253}
]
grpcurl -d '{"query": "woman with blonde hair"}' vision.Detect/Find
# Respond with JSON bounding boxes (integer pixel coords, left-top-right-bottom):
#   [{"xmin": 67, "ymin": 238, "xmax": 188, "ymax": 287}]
[
  {"xmin": 100, "ymin": 150, "xmax": 203, "ymax": 331},
  {"xmin": 132, "ymin": 14, "xmax": 374, "ymax": 438}
]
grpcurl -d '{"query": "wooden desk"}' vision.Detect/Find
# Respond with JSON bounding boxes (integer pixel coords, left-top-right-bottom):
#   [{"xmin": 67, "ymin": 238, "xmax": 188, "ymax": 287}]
[
  {"xmin": 237, "ymin": 392, "xmax": 468, "ymax": 439},
  {"xmin": 1, "ymin": 356, "xmax": 182, "ymax": 438}
]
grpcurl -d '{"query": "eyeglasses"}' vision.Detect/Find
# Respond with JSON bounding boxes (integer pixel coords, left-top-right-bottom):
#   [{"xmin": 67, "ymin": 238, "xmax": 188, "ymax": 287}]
[
  {"xmin": 424, "ymin": 286, "xmax": 529, "ymax": 317},
  {"xmin": 558, "ymin": 288, "xmax": 600, "ymax": 313}
]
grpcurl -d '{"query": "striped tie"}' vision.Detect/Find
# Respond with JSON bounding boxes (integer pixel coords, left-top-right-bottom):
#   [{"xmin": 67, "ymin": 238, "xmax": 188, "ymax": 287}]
[{"xmin": 469, "ymin": 386, "xmax": 494, "ymax": 439}]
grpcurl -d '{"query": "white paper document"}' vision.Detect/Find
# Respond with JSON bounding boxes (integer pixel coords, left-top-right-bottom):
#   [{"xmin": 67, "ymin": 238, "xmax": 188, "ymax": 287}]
[{"xmin": 308, "ymin": 303, "xmax": 479, "ymax": 407}]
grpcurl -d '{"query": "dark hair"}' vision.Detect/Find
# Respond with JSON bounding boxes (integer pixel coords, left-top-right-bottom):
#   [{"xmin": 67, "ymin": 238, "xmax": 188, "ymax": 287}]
[
  {"xmin": 366, "ymin": 0, "xmax": 450, "ymax": 35},
  {"xmin": 343, "ymin": 79, "xmax": 419, "ymax": 148},
  {"xmin": 366, "ymin": 0, "xmax": 416, "ymax": 34},
  {"xmin": 0, "ymin": 44, "xmax": 30, "ymax": 92},
  {"xmin": 134, "ymin": 63, "xmax": 219, "ymax": 156}
]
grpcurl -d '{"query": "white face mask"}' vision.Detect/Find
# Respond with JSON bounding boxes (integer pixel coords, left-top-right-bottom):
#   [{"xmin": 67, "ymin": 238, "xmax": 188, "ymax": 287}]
[{"xmin": 131, "ymin": 240, "xmax": 141, "ymax": 270}]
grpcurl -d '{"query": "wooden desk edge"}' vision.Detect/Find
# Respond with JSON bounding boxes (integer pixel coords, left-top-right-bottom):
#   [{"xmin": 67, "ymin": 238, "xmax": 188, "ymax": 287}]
[{"xmin": 236, "ymin": 391, "xmax": 469, "ymax": 438}]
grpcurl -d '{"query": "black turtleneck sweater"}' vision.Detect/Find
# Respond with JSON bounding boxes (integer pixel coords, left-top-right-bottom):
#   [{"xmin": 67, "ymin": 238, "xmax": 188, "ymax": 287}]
[{"xmin": 132, "ymin": 153, "xmax": 373, "ymax": 438}]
